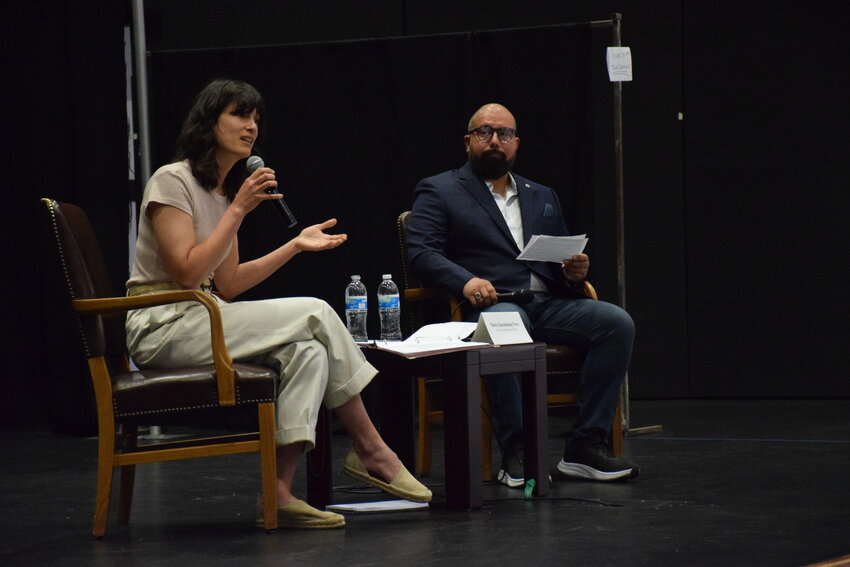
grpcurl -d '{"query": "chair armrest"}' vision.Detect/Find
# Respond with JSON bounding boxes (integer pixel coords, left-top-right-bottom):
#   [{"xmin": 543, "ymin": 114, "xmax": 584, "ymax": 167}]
[
  {"xmin": 403, "ymin": 287, "xmax": 447, "ymax": 303},
  {"xmin": 72, "ymin": 291, "xmax": 237, "ymax": 407},
  {"xmin": 403, "ymin": 286, "xmax": 463, "ymax": 322}
]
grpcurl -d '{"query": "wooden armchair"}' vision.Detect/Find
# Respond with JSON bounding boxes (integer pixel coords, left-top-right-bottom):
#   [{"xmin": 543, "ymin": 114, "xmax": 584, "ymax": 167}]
[
  {"xmin": 41, "ymin": 198, "xmax": 281, "ymax": 536},
  {"xmin": 396, "ymin": 211, "xmax": 623, "ymax": 479}
]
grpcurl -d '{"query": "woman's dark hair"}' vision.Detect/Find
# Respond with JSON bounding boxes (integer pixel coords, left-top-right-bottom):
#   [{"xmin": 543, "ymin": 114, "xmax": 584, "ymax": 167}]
[{"xmin": 174, "ymin": 79, "xmax": 267, "ymax": 199}]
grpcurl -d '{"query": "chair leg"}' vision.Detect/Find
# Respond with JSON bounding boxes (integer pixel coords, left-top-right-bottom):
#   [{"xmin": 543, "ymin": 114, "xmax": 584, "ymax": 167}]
[
  {"xmin": 92, "ymin": 421, "xmax": 116, "ymax": 538},
  {"xmin": 416, "ymin": 378, "xmax": 433, "ymax": 476},
  {"xmin": 419, "ymin": 378, "xmax": 495, "ymax": 482},
  {"xmin": 117, "ymin": 425, "xmax": 137, "ymax": 525},
  {"xmin": 610, "ymin": 400, "xmax": 624, "ymax": 456},
  {"xmin": 258, "ymin": 402, "xmax": 278, "ymax": 531}
]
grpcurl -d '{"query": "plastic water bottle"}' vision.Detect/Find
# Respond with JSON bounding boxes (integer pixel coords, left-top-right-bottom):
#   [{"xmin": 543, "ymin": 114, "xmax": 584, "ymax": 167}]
[
  {"xmin": 377, "ymin": 274, "xmax": 402, "ymax": 341},
  {"xmin": 345, "ymin": 275, "xmax": 368, "ymax": 342}
]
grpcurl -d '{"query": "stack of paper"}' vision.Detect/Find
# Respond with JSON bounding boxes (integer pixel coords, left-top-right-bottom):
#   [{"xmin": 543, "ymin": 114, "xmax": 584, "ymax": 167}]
[
  {"xmin": 373, "ymin": 322, "xmax": 489, "ymax": 357},
  {"xmin": 516, "ymin": 234, "xmax": 588, "ymax": 262}
]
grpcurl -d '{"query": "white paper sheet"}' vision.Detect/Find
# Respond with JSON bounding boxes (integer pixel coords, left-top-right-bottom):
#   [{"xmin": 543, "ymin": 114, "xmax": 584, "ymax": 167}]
[
  {"xmin": 405, "ymin": 321, "xmax": 478, "ymax": 342},
  {"xmin": 606, "ymin": 47, "xmax": 633, "ymax": 82},
  {"xmin": 326, "ymin": 500, "xmax": 430, "ymax": 514},
  {"xmin": 516, "ymin": 234, "xmax": 588, "ymax": 263},
  {"xmin": 374, "ymin": 322, "xmax": 490, "ymax": 356}
]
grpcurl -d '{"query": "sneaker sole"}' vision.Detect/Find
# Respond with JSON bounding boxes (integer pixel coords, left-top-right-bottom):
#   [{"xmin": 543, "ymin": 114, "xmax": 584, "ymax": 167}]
[
  {"xmin": 557, "ymin": 460, "xmax": 632, "ymax": 481},
  {"xmin": 496, "ymin": 469, "xmax": 525, "ymax": 488}
]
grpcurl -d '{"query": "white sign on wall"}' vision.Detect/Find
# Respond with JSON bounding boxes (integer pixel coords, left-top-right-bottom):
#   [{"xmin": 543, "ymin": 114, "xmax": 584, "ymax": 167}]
[{"xmin": 607, "ymin": 47, "xmax": 633, "ymax": 82}]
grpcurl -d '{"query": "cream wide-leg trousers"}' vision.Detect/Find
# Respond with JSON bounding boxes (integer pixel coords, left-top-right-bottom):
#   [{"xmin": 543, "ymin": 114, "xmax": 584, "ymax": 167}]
[{"xmin": 125, "ymin": 295, "xmax": 376, "ymax": 449}]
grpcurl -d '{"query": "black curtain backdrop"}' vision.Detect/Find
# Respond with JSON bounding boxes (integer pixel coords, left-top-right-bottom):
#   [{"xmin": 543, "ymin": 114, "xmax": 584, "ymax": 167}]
[
  {"xmin": 4, "ymin": 2, "xmax": 129, "ymax": 434},
  {"xmin": 6, "ymin": 1, "xmax": 849, "ymax": 435},
  {"xmin": 682, "ymin": 2, "xmax": 850, "ymax": 398},
  {"xmin": 147, "ymin": 25, "xmax": 599, "ymax": 337}
]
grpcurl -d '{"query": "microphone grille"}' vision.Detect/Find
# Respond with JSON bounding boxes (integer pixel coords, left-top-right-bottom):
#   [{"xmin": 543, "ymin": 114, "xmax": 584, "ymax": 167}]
[{"xmin": 246, "ymin": 155, "xmax": 264, "ymax": 173}]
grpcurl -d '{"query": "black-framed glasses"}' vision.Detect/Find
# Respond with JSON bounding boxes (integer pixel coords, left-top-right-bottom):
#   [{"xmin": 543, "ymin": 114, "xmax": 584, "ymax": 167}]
[{"xmin": 466, "ymin": 125, "xmax": 517, "ymax": 144}]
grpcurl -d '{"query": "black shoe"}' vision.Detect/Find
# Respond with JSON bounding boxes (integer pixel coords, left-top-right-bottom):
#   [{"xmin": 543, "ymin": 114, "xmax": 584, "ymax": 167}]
[
  {"xmin": 557, "ymin": 436, "xmax": 639, "ymax": 482},
  {"xmin": 497, "ymin": 447, "xmax": 524, "ymax": 488}
]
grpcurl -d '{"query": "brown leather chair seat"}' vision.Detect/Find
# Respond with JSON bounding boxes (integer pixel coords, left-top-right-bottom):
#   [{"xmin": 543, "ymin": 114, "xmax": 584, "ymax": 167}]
[{"xmin": 112, "ymin": 363, "xmax": 276, "ymax": 423}]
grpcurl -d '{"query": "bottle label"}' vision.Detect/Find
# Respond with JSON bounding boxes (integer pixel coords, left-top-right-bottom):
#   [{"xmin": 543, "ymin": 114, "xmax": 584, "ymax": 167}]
[
  {"xmin": 378, "ymin": 295, "xmax": 400, "ymax": 309},
  {"xmin": 346, "ymin": 296, "xmax": 368, "ymax": 310}
]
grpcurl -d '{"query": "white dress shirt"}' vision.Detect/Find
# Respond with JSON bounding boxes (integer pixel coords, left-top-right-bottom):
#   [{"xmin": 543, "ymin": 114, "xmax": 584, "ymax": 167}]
[{"xmin": 486, "ymin": 175, "xmax": 547, "ymax": 293}]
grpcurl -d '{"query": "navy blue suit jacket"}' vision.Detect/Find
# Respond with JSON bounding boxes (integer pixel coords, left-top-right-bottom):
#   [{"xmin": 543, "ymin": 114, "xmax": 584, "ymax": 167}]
[{"xmin": 407, "ymin": 162, "xmax": 583, "ymax": 299}]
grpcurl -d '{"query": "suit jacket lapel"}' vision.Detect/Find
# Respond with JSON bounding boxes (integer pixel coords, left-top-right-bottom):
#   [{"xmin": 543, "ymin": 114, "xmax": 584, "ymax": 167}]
[{"xmin": 458, "ymin": 162, "xmax": 518, "ymax": 250}]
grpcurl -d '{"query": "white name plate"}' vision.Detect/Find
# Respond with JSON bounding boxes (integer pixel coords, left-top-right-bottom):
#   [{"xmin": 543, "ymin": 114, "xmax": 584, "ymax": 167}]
[{"xmin": 472, "ymin": 311, "xmax": 533, "ymax": 345}]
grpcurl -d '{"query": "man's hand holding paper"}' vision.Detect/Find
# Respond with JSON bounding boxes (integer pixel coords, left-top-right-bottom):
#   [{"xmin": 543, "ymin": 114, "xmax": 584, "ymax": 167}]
[{"xmin": 562, "ymin": 254, "xmax": 589, "ymax": 282}]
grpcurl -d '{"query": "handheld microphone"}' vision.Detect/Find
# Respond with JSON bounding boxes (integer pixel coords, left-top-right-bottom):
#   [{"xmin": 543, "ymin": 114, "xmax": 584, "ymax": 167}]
[
  {"xmin": 496, "ymin": 289, "xmax": 535, "ymax": 304},
  {"xmin": 246, "ymin": 155, "xmax": 298, "ymax": 228}
]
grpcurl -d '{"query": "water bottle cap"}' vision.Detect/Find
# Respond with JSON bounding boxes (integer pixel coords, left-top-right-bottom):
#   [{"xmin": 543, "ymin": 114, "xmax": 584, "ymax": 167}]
[
  {"xmin": 382, "ymin": 274, "xmax": 392, "ymax": 280},
  {"xmin": 351, "ymin": 275, "xmax": 361, "ymax": 280}
]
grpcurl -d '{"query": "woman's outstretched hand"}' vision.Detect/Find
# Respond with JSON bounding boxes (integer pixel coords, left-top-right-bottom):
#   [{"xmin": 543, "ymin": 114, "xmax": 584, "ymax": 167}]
[{"xmin": 294, "ymin": 218, "xmax": 347, "ymax": 252}]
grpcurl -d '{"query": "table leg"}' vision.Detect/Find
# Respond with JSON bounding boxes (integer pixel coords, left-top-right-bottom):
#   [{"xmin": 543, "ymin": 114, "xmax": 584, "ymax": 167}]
[
  {"xmin": 521, "ymin": 344, "xmax": 549, "ymax": 497},
  {"xmin": 442, "ymin": 352, "xmax": 483, "ymax": 509}
]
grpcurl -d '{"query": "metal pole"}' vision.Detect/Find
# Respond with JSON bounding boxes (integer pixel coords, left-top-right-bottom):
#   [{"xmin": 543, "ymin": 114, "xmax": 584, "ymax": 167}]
[
  {"xmin": 611, "ymin": 13, "xmax": 631, "ymax": 433},
  {"xmin": 131, "ymin": 0, "xmax": 152, "ymax": 186},
  {"xmin": 132, "ymin": 0, "xmax": 168, "ymax": 440},
  {"xmin": 611, "ymin": 15, "xmax": 663, "ymax": 439},
  {"xmin": 612, "ymin": 13, "xmax": 626, "ymax": 312}
]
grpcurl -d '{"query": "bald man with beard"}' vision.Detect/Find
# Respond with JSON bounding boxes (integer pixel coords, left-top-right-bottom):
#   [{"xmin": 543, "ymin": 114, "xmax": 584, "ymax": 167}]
[{"xmin": 407, "ymin": 103, "xmax": 640, "ymax": 486}]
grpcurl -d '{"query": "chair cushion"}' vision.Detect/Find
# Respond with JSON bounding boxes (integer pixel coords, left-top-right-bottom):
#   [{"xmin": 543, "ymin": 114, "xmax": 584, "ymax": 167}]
[{"xmin": 112, "ymin": 363, "xmax": 277, "ymax": 421}]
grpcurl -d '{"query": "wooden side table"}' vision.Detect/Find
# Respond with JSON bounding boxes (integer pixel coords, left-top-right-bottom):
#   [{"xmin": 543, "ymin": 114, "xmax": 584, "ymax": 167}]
[{"xmin": 307, "ymin": 342, "xmax": 549, "ymax": 510}]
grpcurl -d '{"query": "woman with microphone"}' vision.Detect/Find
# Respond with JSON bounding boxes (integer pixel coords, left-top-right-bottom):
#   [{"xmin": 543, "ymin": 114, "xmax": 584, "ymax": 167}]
[{"xmin": 125, "ymin": 78, "xmax": 430, "ymax": 529}]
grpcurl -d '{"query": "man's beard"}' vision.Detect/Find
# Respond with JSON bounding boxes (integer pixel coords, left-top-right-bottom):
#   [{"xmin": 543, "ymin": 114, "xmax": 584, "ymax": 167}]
[{"xmin": 469, "ymin": 149, "xmax": 515, "ymax": 180}]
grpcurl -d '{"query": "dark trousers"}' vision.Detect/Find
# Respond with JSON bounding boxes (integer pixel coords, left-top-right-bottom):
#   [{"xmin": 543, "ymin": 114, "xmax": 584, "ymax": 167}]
[{"xmin": 467, "ymin": 293, "xmax": 634, "ymax": 453}]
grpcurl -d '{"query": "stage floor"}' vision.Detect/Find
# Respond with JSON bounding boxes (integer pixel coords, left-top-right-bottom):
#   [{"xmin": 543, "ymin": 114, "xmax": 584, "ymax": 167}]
[{"xmin": 2, "ymin": 399, "xmax": 849, "ymax": 566}]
